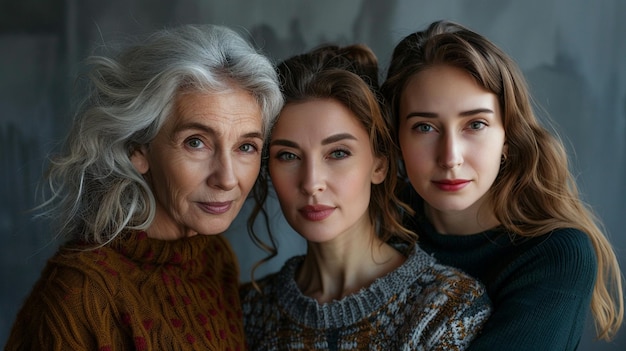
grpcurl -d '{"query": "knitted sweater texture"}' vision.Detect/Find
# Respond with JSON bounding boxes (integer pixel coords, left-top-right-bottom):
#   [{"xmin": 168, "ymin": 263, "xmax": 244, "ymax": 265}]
[
  {"xmin": 5, "ymin": 231, "xmax": 244, "ymax": 351},
  {"xmin": 404, "ymin": 191, "xmax": 597, "ymax": 351},
  {"xmin": 240, "ymin": 246, "xmax": 492, "ymax": 350}
]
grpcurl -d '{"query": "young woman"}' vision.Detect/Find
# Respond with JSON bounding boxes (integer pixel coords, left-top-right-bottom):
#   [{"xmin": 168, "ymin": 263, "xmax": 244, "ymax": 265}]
[
  {"xmin": 240, "ymin": 44, "xmax": 491, "ymax": 350},
  {"xmin": 381, "ymin": 20, "xmax": 623, "ymax": 350}
]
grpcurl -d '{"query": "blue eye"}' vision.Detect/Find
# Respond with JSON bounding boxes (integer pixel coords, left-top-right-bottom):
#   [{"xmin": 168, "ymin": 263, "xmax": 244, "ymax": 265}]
[
  {"xmin": 469, "ymin": 121, "xmax": 487, "ymax": 130},
  {"xmin": 187, "ymin": 138, "xmax": 204, "ymax": 148},
  {"xmin": 240, "ymin": 143, "xmax": 258, "ymax": 153},
  {"xmin": 277, "ymin": 151, "xmax": 298, "ymax": 161},
  {"xmin": 413, "ymin": 123, "xmax": 434, "ymax": 133},
  {"xmin": 329, "ymin": 149, "xmax": 350, "ymax": 159}
]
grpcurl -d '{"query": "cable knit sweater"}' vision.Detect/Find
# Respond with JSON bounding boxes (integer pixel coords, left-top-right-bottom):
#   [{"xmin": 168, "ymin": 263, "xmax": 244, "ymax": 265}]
[
  {"xmin": 240, "ymin": 246, "xmax": 492, "ymax": 350},
  {"xmin": 5, "ymin": 231, "xmax": 244, "ymax": 351}
]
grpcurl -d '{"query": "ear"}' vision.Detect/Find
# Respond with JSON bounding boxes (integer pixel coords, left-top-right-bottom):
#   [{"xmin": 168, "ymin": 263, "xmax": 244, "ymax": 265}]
[
  {"xmin": 371, "ymin": 156, "xmax": 388, "ymax": 185},
  {"xmin": 130, "ymin": 145, "xmax": 150, "ymax": 174}
]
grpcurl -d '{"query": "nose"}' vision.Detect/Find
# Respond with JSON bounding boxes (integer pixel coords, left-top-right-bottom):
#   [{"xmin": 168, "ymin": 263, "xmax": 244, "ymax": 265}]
[
  {"xmin": 208, "ymin": 151, "xmax": 238, "ymax": 190},
  {"xmin": 438, "ymin": 132, "xmax": 463, "ymax": 169},
  {"xmin": 300, "ymin": 157, "xmax": 326, "ymax": 196}
]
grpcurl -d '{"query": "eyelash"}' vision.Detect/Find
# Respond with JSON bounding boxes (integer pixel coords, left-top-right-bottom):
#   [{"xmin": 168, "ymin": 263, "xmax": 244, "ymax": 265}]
[
  {"xmin": 185, "ymin": 137, "xmax": 260, "ymax": 154},
  {"xmin": 273, "ymin": 147, "xmax": 352, "ymax": 162},
  {"xmin": 240, "ymin": 142, "xmax": 260, "ymax": 153},
  {"xmin": 412, "ymin": 123, "xmax": 434, "ymax": 133},
  {"xmin": 186, "ymin": 137, "xmax": 204, "ymax": 148},
  {"xmin": 276, "ymin": 151, "xmax": 297, "ymax": 161},
  {"xmin": 410, "ymin": 120, "xmax": 488, "ymax": 133},
  {"xmin": 469, "ymin": 121, "xmax": 487, "ymax": 130},
  {"xmin": 329, "ymin": 148, "xmax": 350, "ymax": 159}
]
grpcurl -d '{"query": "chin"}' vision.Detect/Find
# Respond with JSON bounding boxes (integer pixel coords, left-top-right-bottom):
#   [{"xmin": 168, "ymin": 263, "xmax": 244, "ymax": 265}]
[{"xmin": 192, "ymin": 219, "xmax": 234, "ymax": 236}]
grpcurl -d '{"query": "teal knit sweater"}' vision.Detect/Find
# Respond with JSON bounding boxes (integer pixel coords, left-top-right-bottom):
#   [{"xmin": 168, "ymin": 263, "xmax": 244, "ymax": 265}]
[
  {"xmin": 405, "ymin": 194, "xmax": 597, "ymax": 350},
  {"xmin": 240, "ymin": 246, "xmax": 492, "ymax": 350}
]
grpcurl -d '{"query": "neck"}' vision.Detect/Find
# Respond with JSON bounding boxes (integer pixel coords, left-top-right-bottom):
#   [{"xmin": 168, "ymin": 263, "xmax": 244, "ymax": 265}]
[
  {"xmin": 145, "ymin": 206, "xmax": 197, "ymax": 240},
  {"xmin": 425, "ymin": 200, "xmax": 499, "ymax": 235},
  {"xmin": 296, "ymin": 231, "xmax": 405, "ymax": 304}
]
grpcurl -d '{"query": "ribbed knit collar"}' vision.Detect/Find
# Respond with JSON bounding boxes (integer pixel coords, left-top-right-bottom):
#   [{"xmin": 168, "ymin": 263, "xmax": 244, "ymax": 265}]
[
  {"xmin": 274, "ymin": 246, "xmax": 436, "ymax": 329},
  {"xmin": 112, "ymin": 231, "xmax": 217, "ymax": 268}
]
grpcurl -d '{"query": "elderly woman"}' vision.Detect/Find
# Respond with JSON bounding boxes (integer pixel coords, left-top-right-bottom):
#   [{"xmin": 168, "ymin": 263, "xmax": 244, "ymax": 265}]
[{"xmin": 6, "ymin": 24, "xmax": 283, "ymax": 350}]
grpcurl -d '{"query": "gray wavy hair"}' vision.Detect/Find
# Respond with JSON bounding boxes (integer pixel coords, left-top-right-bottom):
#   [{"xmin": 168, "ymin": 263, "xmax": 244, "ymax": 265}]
[{"xmin": 40, "ymin": 24, "xmax": 283, "ymax": 245}]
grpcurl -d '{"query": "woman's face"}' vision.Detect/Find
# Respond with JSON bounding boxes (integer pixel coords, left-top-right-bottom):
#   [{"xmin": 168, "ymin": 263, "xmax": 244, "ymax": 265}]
[
  {"xmin": 268, "ymin": 99, "xmax": 386, "ymax": 244},
  {"xmin": 398, "ymin": 65, "xmax": 506, "ymax": 226},
  {"xmin": 131, "ymin": 88, "xmax": 264, "ymax": 240}
]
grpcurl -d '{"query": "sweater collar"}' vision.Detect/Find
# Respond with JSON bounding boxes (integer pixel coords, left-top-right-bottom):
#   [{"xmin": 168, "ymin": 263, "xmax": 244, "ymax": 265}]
[
  {"xmin": 275, "ymin": 246, "xmax": 436, "ymax": 328},
  {"xmin": 112, "ymin": 231, "xmax": 218, "ymax": 267}
]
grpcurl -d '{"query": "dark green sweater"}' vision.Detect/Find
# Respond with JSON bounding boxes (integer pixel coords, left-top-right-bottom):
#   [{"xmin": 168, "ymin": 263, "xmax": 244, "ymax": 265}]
[{"xmin": 404, "ymin": 193, "xmax": 597, "ymax": 350}]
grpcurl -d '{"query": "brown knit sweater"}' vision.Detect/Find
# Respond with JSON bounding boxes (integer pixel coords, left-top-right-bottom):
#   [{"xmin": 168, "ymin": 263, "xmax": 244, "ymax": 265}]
[{"xmin": 5, "ymin": 231, "xmax": 244, "ymax": 351}]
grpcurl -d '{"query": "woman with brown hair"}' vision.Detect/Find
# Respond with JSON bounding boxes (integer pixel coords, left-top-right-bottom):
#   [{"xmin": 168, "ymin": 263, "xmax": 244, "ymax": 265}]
[{"xmin": 382, "ymin": 20, "xmax": 623, "ymax": 350}]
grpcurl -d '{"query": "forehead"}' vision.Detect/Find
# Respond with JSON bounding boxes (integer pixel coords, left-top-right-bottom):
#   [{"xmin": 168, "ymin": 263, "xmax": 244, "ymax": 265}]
[
  {"xmin": 167, "ymin": 89, "xmax": 263, "ymax": 134},
  {"xmin": 272, "ymin": 99, "xmax": 366, "ymax": 138},
  {"xmin": 400, "ymin": 65, "xmax": 499, "ymax": 112}
]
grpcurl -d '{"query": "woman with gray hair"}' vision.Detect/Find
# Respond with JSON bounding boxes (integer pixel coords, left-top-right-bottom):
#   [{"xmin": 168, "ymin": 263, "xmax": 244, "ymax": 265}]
[{"xmin": 6, "ymin": 24, "xmax": 283, "ymax": 351}]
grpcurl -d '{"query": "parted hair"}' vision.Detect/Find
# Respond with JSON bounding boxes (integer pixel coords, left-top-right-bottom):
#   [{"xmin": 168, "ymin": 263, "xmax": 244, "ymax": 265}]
[
  {"xmin": 39, "ymin": 24, "xmax": 283, "ymax": 246},
  {"xmin": 263, "ymin": 43, "xmax": 416, "ymax": 245},
  {"xmin": 381, "ymin": 20, "xmax": 623, "ymax": 340}
]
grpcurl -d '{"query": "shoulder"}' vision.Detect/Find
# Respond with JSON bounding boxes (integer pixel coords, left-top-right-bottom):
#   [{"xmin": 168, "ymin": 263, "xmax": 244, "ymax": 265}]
[
  {"xmin": 7, "ymin": 248, "xmax": 119, "ymax": 348},
  {"xmin": 240, "ymin": 272, "xmax": 279, "ymax": 300},
  {"xmin": 485, "ymin": 227, "xmax": 598, "ymax": 306},
  {"xmin": 407, "ymin": 246, "xmax": 485, "ymax": 295},
  {"xmin": 533, "ymin": 228, "xmax": 594, "ymax": 253},
  {"xmin": 16, "ymin": 246, "xmax": 132, "ymax": 314},
  {"xmin": 240, "ymin": 259, "xmax": 294, "ymax": 304},
  {"xmin": 422, "ymin": 261, "xmax": 489, "ymax": 303},
  {"xmin": 401, "ymin": 258, "xmax": 492, "ymax": 349},
  {"xmin": 30, "ymin": 246, "xmax": 126, "ymax": 305},
  {"xmin": 518, "ymin": 228, "xmax": 596, "ymax": 277},
  {"xmin": 240, "ymin": 256, "xmax": 304, "ymax": 316},
  {"xmin": 406, "ymin": 247, "xmax": 490, "ymax": 312},
  {"xmin": 239, "ymin": 268, "xmax": 287, "ymax": 338}
]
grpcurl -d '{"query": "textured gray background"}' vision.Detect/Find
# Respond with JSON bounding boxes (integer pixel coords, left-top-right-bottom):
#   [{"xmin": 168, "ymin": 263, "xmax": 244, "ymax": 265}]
[{"xmin": 1, "ymin": 0, "xmax": 624, "ymax": 349}]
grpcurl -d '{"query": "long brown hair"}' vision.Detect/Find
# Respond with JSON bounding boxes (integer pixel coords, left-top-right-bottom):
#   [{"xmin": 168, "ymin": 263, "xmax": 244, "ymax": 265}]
[{"xmin": 381, "ymin": 20, "xmax": 623, "ymax": 340}]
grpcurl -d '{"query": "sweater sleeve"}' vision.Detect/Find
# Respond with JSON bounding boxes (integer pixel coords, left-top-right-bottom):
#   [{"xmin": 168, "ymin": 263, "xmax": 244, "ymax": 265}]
[{"xmin": 467, "ymin": 229, "xmax": 597, "ymax": 351}]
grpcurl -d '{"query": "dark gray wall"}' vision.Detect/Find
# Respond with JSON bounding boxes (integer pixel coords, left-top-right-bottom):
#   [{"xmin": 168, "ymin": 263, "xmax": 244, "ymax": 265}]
[{"xmin": 1, "ymin": 0, "xmax": 624, "ymax": 349}]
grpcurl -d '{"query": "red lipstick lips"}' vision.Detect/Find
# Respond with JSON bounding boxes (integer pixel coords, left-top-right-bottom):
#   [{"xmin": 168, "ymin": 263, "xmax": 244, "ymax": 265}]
[{"xmin": 432, "ymin": 179, "xmax": 470, "ymax": 192}]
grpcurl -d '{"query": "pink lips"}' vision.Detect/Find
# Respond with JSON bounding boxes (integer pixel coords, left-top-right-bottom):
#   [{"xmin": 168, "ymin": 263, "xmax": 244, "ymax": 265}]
[
  {"xmin": 198, "ymin": 201, "xmax": 232, "ymax": 214},
  {"xmin": 432, "ymin": 179, "xmax": 470, "ymax": 192},
  {"xmin": 299, "ymin": 204, "xmax": 335, "ymax": 221}
]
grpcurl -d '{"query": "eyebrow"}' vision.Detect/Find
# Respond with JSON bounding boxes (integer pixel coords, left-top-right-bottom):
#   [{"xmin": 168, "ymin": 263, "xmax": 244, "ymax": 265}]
[
  {"xmin": 173, "ymin": 122, "xmax": 263, "ymax": 139},
  {"xmin": 404, "ymin": 108, "xmax": 494, "ymax": 119},
  {"xmin": 269, "ymin": 133, "xmax": 357, "ymax": 147}
]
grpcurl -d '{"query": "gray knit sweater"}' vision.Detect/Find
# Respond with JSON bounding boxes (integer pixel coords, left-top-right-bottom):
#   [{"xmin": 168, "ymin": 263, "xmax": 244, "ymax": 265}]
[{"xmin": 240, "ymin": 246, "xmax": 491, "ymax": 350}]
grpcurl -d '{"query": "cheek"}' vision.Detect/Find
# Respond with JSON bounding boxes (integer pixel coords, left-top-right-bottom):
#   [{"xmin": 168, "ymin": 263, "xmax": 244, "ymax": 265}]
[
  {"xmin": 400, "ymin": 143, "xmax": 431, "ymax": 176},
  {"xmin": 268, "ymin": 167, "xmax": 292, "ymax": 197},
  {"xmin": 484, "ymin": 151, "xmax": 504, "ymax": 175},
  {"xmin": 238, "ymin": 160, "xmax": 262, "ymax": 189}
]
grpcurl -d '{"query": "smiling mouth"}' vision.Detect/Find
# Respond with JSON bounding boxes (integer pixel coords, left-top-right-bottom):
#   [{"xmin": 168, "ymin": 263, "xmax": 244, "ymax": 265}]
[{"xmin": 198, "ymin": 201, "xmax": 232, "ymax": 214}]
